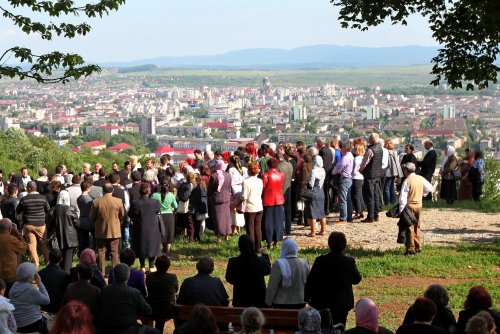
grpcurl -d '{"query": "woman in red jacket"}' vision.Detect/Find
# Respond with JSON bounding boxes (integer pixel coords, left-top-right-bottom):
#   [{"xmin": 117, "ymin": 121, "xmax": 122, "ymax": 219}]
[{"xmin": 262, "ymin": 158, "xmax": 285, "ymax": 249}]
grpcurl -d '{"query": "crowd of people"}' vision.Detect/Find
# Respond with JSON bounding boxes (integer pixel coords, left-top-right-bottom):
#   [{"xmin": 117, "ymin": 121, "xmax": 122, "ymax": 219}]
[
  {"xmin": 0, "ymin": 136, "xmax": 492, "ymax": 333},
  {"xmin": 0, "ymin": 230, "xmax": 498, "ymax": 334}
]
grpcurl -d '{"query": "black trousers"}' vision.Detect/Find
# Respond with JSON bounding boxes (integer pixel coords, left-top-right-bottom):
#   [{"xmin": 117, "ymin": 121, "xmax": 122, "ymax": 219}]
[
  {"xmin": 323, "ymin": 176, "xmax": 332, "ymax": 215},
  {"xmin": 283, "ymin": 187, "xmax": 292, "ymax": 235},
  {"xmin": 363, "ymin": 178, "xmax": 381, "ymax": 219},
  {"xmin": 61, "ymin": 247, "xmax": 75, "ymax": 273},
  {"xmin": 351, "ymin": 179, "xmax": 364, "ymax": 213}
]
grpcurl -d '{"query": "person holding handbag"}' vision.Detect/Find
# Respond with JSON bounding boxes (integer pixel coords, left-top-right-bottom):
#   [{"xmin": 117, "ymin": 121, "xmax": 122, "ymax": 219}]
[{"xmin": 304, "ymin": 149, "xmax": 326, "ymax": 238}]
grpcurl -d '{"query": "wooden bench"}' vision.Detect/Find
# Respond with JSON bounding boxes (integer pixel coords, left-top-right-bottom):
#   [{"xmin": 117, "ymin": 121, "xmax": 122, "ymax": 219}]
[{"xmin": 174, "ymin": 305, "xmax": 299, "ymax": 333}]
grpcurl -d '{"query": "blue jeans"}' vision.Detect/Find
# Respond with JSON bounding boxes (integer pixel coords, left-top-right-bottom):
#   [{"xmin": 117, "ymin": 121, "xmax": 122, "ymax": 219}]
[
  {"xmin": 384, "ymin": 176, "xmax": 396, "ymax": 205},
  {"xmin": 123, "ymin": 227, "xmax": 130, "ymax": 248},
  {"xmin": 339, "ymin": 177, "xmax": 353, "ymax": 221}
]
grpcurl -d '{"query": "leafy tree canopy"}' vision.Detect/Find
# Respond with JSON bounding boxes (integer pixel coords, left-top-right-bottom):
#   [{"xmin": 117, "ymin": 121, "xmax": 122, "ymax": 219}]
[
  {"xmin": 331, "ymin": 0, "xmax": 499, "ymax": 90},
  {"xmin": 0, "ymin": 0, "xmax": 125, "ymax": 83}
]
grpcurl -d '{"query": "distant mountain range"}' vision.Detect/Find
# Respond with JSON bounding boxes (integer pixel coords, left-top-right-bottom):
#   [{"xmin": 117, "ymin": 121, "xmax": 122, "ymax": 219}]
[{"xmin": 100, "ymin": 44, "xmax": 438, "ymax": 69}]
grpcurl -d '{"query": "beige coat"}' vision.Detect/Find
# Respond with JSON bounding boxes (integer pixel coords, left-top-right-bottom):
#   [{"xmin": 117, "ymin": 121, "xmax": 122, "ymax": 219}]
[{"xmin": 90, "ymin": 193, "xmax": 124, "ymax": 239}]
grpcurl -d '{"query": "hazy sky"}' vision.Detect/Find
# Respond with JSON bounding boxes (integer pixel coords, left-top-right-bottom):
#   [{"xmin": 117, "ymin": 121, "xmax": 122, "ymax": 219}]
[{"xmin": 0, "ymin": 0, "xmax": 437, "ymax": 62}]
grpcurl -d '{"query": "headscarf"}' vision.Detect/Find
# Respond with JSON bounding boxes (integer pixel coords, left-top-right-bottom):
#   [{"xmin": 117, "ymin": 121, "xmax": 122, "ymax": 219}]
[
  {"xmin": 312, "ymin": 155, "xmax": 323, "ymax": 169},
  {"xmin": 441, "ymin": 146, "xmax": 456, "ymax": 171},
  {"xmin": 230, "ymin": 155, "xmax": 243, "ymax": 175},
  {"xmin": 80, "ymin": 248, "xmax": 97, "ymax": 264},
  {"xmin": 222, "ymin": 151, "xmax": 232, "ymax": 164},
  {"xmin": 276, "ymin": 238, "xmax": 299, "ymax": 287},
  {"xmin": 245, "ymin": 144, "xmax": 258, "ymax": 158},
  {"xmin": 355, "ymin": 298, "xmax": 379, "ymax": 332},
  {"xmin": 215, "ymin": 160, "xmax": 226, "ymax": 192},
  {"xmin": 185, "ymin": 158, "xmax": 196, "ymax": 168},
  {"xmin": 298, "ymin": 307, "xmax": 322, "ymax": 334},
  {"xmin": 56, "ymin": 190, "xmax": 71, "ymax": 206}
]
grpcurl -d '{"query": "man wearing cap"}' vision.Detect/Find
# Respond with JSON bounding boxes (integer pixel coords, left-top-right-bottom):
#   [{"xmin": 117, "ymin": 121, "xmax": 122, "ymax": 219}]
[{"xmin": 399, "ymin": 163, "xmax": 433, "ymax": 255}]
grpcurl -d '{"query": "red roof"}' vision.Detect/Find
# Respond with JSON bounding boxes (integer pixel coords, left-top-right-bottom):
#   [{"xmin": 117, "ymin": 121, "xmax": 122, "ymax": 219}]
[
  {"xmin": 109, "ymin": 143, "xmax": 131, "ymax": 150},
  {"xmin": 207, "ymin": 122, "xmax": 232, "ymax": 128},
  {"xmin": 26, "ymin": 129, "xmax": 41, "ymax": 133},
  {"xmin": 81, "ymin": 140, "xmax": 106, "ymax": 148},
  {"xmin": 154, "ymin": 146, "xmax": 175, "ymax": 154},
  {"xmin": 71, "ymin": 147, "xmax": 79, "ymax": 152}
]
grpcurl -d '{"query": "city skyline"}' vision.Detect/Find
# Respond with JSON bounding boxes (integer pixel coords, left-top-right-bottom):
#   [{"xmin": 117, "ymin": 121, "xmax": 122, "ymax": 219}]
[{"xmin": 0, "ymin": 0, "xmax": 437, "ymax": 62}]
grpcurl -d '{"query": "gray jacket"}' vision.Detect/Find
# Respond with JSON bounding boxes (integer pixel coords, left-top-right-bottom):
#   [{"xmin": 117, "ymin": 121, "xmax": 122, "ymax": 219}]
[
  {"xmin": 265, "ymin": 257, "xmax": 310, "ymax": 306},
  {"xmin": 9, "ymin": 281, "xmax": 50, "ymax": 328}
]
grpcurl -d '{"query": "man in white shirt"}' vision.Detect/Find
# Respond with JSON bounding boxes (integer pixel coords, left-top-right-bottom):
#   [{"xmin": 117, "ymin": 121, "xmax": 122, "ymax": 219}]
[{"xmin": 399, "ymin": 163, "xmax": 433, "ymax": 255}]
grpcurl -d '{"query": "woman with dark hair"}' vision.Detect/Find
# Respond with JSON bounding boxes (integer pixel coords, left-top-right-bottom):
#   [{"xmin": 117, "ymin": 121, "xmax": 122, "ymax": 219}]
[
  {"xmin": 242, "ymin": 162, "xmax": 264, "ymax": 251},
  {"xmin": 128, "ymin": 183, "xmax": 162, "ymax": 272},
  {"xmin": 262, "ymin": 158, "xmax": 285, "ymax": 249},
  {"xmin": 225, "ymin": 235, "xmax": 271, "ymax": 307},
  {"xmin": 151, "ymin": 179, "xmax": 177, "ymax": 254},
  {"xmin": 146, "ymin": 255, "xmax": 179, "ymax": 333},
  {"xmin": 258, "ymin": 144, "xmax": 272, "ymax": 177},
  {"xmin": 458, "ymin": 148, "xmax": 475, "ymax": 201},
  {"xmin": 305, "ymin": 232, "xmax": 362, "ymax": 327},
  {"xmin": 467, "ymin": 151, "xmax": 486, "ymax": 202},
  {"xmin": 228, "ymin": 155, "xmax": 247, "ymax": 234},
  {"xmin": 296, "ymin": 150, "xmax": 312, "ymax": 226},
  {"xmin": 47, "ymin": 180, "xmax": 62, "ymax": 208},
  {"xmin": 457, "ymin": 286, "xmax": 500, "ymax": 334},
  {"xmin": 49, "ymin": 300, "xmax": 94, "ymax": 334},
  {"xmin": 173, "ymin": 304, "xmax": 219, "ymax": 334},
  {"xmin": 403, "ymin": 284, "xmax": 457, "ymax": 333},
  {"xmin": 208, "ymin": 160, "xmax": 232, "ymax": 244},
  {"xmin": 190, "ymin": 174, "xmax": 208, "ymax": 241},
  {"xmin": 400, "ymin": 144, "xmax": 419, "ymax": 186},
  {"xmin": 440, "ymin": 146, "xmax": 458, "ymax": 204},
  {"xmin": 265, "ymin": 238, "xmax": 310, "ymax": 309}
]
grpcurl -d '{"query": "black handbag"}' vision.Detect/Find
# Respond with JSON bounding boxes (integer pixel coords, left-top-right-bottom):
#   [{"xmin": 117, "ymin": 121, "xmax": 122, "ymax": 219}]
[
  {"xmin": 386, "ymin": 204, "xmax": 400, "ymax": 218},
  {"xmin": 300, "ymin": 188, "xmax": 315, "ymax": 201},
  {"xmin": 46, "ymin": 233, "xmax": 59, "ymax": 251}
]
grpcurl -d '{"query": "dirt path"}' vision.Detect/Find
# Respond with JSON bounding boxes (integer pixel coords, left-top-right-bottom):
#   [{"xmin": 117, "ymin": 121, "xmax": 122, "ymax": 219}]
[{"xmin": 290, "ymin": 208, "xmax": 500, "ymax": 251}]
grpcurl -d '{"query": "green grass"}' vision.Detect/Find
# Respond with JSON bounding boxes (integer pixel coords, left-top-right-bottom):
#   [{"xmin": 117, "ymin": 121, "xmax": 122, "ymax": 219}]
[
  {"xmin": 164, "ymin": 232, "xmax": 499, "ymax": 330},
  {"xmin": 33, "ymin": 229, "xmax": 497, "ymax": 330}
]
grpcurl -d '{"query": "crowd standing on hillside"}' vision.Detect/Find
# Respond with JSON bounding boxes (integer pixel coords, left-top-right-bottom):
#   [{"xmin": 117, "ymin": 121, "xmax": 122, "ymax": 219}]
[{"xmin": 0, "ymin": 135, "xmax": 492, "ymax": 334}]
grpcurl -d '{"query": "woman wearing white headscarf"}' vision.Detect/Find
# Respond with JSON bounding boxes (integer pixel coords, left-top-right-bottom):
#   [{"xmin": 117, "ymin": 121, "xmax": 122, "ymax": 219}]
[
  {"xmin": 304, "ymin": 154, "xmax": 326, "ymax": 237},
  {"xmin": 439, "ymin": 146, "xmax": 458, "ymax": 204},
  {"xmin": 265, "ymin": 238, "xmax": 310, "ymax": 309},
  {"xmin": 47, "ymin": 190, "xmax": 80, "ymax": 272}
]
